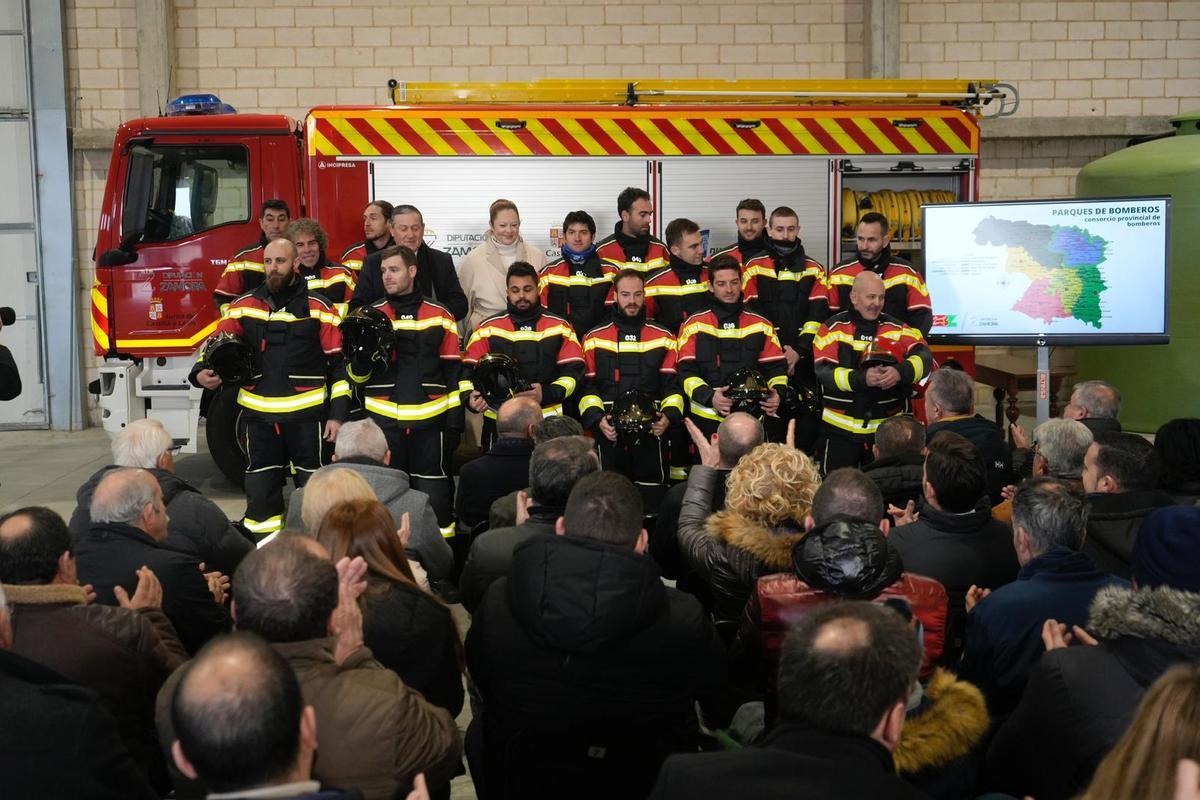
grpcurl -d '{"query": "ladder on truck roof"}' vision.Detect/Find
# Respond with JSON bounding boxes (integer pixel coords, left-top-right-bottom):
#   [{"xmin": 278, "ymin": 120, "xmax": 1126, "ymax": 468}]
[{"xmin": 386, "ymin": 79, "xmax": 1019, "ymax": 117}]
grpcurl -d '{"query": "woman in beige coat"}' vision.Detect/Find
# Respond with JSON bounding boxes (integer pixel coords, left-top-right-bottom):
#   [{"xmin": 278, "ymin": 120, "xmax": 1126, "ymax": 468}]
[{"xmin": 458, "ymin": 199, "xmax": 546, "ymax": 332}]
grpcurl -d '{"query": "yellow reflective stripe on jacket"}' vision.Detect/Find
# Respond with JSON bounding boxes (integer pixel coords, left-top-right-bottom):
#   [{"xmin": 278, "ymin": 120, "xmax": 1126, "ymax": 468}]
[
  {"xmin": 329, "ymin": 380, "xmax": 351, "ymax": 399},
  {"xmin": 682, "ymin": 376, "xmax": 708, "ymax": 398},
  {"xmin": 457, "ymin": 379, "xmax": 474, "ymax": 393},
  {"xmin": 578, "ymin": 394, "xmax": 606, "ymax": 415},
  {"xmin": 834, "ymin": 367, "xmax": 855, "ymax": 392},
  {"xmin": 552, "ymin": 375, "xmax": 577, "ymax": 396},
  {"xmin": 821, "ymin": 406, "xmax": 882, "ymax": 434},
  {"xmin": 661, "ymin": 393, "xmax": 685, "ymax": 413},
  {"xmin": 225, "ymin": 260, "xmax": 264, "ymax": 274},
  {"xmin": 237, "ymin": 386, "xmax": 327, "ymax": 414},
  {"xmin": 678, "ymin": 320, "xmax": 776, "ymax": 347},
  {"xmin": 645, "ymin": 283, "xmax": 708, "ymax": 297},
  {"xmin": 226, "ymin": 307, "xmax": 340, "ymax": 326},
  {"xmin": 603, "ymin": 256, "xmax": 667, "ymax": 272},
  {"xmin": 907, "ymin": 354, "xmax": 926, "ymax": 382},
  {"xmin": 670, "ymin": 466, "xmax": 689, "ymax": 481},
  {"xmin": 768, "ymin": 374, "xmax": 788, "ymax": 388},
  {"xmin": 584, "ymin": 337, "xmax": 676, "ymax": 354},
  {"xmin": 364, "ymin": 394, "xmax": 459, "ymax": 421},
  {"xmin": 689, "ymin": 402, "xmax": 724, "ymax": 422},
  {"xmin": 539, "ymin": 272, "xmax": 614, "ymax": 289},
  {"xmin": 484, "ymin": 403, "xmax": 563, "ymax": 420},
  {"xmin": 389, "ymin": 316, "xmax": 457, "ymax": 333},
  {"xmin": 440, "ymin": 524, "xmax": 455, "ymax": 539},
  {"xmin": 883, "ymin": 273, "xmax": 929, "ymax": 296},
  {"xmin": 467, "ymin": 323, "xmax": 578, "ymax": 346},
  {"xmin": 243, "ymin": 515, "xmax": 284, "ymax": 534}
]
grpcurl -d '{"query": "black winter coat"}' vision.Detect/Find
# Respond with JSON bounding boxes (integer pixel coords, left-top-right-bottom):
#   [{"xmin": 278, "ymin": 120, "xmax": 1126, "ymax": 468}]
[
  {"xmin": 0, "ymin": 648, "xmax": 157, "ymax": 800},
  {"xmin": 1083, "ymin": 488, "xmax": 1175, "ymax": 579},
  {"xmin": 466, "ymin": 534, "xmax": 725, "ymax": 800},
  {"xmin": 927, "ymin": 414, "xmax": 1015, "ymax": 504},
  {"xmin": 74, "ymin": 522, "xmax": 231, "ymax": 654},
  {"xmin": 458, "ymin": 512, "xmax": 557, "ymax": 613},
  {"xmin": 888, "ymin": 497, "xmax": 1018, "ymax": 660},
  {"xmin": 649, "ymin": 723, "xmax": 929, "ymax": 800},
  {"xmin": 985, "ymin": 585, "xmax": 1200, "ymax": 800},
  {"xmin": 863, "ymin": 453, "xmax": 926, "ymax": 516},
  {"xmin": 359, "ymin": 578, "xmax": 464, "ymax": 717},
  {"xmin": 69, "ymin": 465, "xmax": 253, "ymax": 577},
  {"xmin": 455, "ymin": 437, "xmax": 535, "ymax": 533},
  {"xmin": 352, "ymin": 243, "xmax": 468, "ymax": 321}
]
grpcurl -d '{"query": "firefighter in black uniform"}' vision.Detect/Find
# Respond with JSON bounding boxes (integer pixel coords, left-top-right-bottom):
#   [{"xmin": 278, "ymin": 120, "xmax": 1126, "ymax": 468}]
[
  {"xmin": 192, "ymin": 238, "xmax": 349, "ymax": 538},
  {"xmin": 213, "ymin": 199, "xmax": 290, "ymax": 314},
  {"xmin": 354, "ymin": 244, "xmax": 464, "ymax": 533},
  {"xmin": 711, "ymin": 197, "xmax": 768, "ymax": 265},
  {"xmin": 284, "ymin": 218, "xmax": 355, "ymax": 311},
  {"xmin": 340, "ymin": 200, "xmax": 395, "ymax": 274},
  {"xmin": 538, "ymin": 210, "xmax": 616, "ymax": 339},
  {"xmin": 463, "ymin": 262, "xmax": 586, "ymax": 450},
  {"xmin": 643, "ymin": 217, "xmax": 711, "ymax": 336},
  {"xmin": 742, "ymin": 205, "xmax": 829, "ymax": 452},
  {"xmin": 578, "ymin": 269, "xmax": 683, "ymax": 511}
]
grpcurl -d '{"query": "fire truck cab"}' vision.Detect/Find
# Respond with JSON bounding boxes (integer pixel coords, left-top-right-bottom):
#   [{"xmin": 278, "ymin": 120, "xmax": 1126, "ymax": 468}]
[{"xmin": 88, "ymin": 79, "xmax": 1015, "ymax": 483}]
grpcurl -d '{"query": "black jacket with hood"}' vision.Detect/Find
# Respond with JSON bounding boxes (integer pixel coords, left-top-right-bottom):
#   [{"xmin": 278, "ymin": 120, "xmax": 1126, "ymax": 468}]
[
  {"xmin": 465, "ymin": 533, "xmax": 725, "ymax": 800},
  {"xmin": 1083, "ymin": 488, "xmax": 1175, "ymax": 579}
]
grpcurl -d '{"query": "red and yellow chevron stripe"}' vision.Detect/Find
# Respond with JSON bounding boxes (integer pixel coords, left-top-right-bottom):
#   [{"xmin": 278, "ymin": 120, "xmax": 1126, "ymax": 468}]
[
  {"xmin": 91, "ymin": 282, "xmax": 110, "ymax": 354},
  {"xmin": 307, "ymin": 107, "xmax": 978, "ymax": 159}
]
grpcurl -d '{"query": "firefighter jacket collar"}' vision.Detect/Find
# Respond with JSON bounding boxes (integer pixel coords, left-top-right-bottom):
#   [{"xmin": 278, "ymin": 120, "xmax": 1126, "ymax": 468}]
[
  {"xmin": 738, "ymin": 233, "xmax": 768, "ymax": 261},
  {"xmin": 299, "ymin": 254, "xmax": 332, "ymax": 280},
  {"xmin": 258, "ymin": 272, "xmax": 305, "ymax": 310},
  {"xmin": 562, "ymin": 242, "xmax": 598, "ymax": 266},
  {"xmin": 386, "ymin": 288, "xmax": 423, "ymax": 314},
  {"xmin": 709, "ymin": 296, "xmax": 745, "ymax": 320},
  {"xmin": 612, "ymin": 305, "xmax": 648, "ymax": 333},
  {"xmin": 857, "ymin": 245, "xmax": 895, "ymax": 273},
  {"xmin": 612, "ymin": 223, "xmax": 651, "ymax": 261},
  {"xmin": 505, "ymin": 300, "xmax": 543, "ymax": 326},
  {"xmin": 766, "ymin": 236, "xmax": 804, "ymax": 262},
  {"xmin": 668, "ymin": 255, "xmax": 705, "ymax": 283}
]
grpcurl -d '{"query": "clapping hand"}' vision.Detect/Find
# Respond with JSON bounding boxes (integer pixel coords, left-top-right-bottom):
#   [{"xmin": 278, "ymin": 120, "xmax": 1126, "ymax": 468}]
[
  {"xmin": 684, "ymin": 418, "xmax": 720, "ymax": 468},
  {"xmin": 1042, "ymin": 618, "xmax": 1099, "ymax": 651},
  {"xmin": 114, "ymin": 566, "xmax": 163, "ymax": 610},
  {"xmin": 331, "ymin": 556, "xmax": 369, "ymax": 665},
  {"xmin": 887, "ymin": 500, "xmax": 919, "ymax": 527}
]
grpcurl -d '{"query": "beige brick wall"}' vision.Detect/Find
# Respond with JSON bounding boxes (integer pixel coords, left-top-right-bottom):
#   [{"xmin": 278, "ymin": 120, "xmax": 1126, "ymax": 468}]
[
  {"xmin": 900, "ymin": 0, "xmax": 1200, "ymax": 117},
  {"xmin": 66, "ymin": 0, "xmax": 140, "ymax": 129}
]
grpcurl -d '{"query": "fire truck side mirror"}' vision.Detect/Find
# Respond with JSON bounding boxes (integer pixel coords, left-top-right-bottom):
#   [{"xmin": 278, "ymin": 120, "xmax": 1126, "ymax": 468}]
[{"xmin": 119, "ymin": 146, "xmax": 155, "ymax": 251}]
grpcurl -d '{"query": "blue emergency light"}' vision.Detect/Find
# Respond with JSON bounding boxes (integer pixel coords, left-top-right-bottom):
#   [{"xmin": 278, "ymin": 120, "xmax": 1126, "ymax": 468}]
[{"xmin": 164, "ymin": 94, "xmax": 237, "ymax": 116}]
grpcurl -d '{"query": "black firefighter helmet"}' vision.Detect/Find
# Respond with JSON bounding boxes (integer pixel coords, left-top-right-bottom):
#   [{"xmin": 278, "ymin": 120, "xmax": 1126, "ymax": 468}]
[
  {"xmin": 472, "ymin": 352, "xmax": 530, "ymax": 408},
  {"xmin": 777, "ymin": 383, "xmax": 820, "ymax": 419},
  {"xmin": 341, "ymin": 305, "xmax": 395, "ymax": 383},
  {"xmin": 611, "ymin": 390, "xmax": 658, "ymax": 446},
  {"xmin": 727, "ymin": 368, "xmax": 771, "ymax": 414},
  {"xmin": 202, "ymin": 332, "xmax": 259, "ymax": 386}
]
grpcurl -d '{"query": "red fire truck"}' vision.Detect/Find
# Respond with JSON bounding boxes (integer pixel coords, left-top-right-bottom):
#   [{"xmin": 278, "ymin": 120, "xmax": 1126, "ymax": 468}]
[{"xmin": 88, "ymin": 79, "xmax": 1016, "ymax": 482}]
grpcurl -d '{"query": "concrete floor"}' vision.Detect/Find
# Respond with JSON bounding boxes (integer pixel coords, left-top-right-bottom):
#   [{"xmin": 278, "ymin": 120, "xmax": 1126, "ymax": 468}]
[{"xmin": 0, "ymin": 424, "xmax": 478, "ymax": 798}]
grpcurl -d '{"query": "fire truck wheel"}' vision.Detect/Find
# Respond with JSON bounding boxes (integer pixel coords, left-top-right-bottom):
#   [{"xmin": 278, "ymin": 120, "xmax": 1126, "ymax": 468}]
[{"xmin": 205, "ymin": 386, "xmax": 248, "ymax": 488}]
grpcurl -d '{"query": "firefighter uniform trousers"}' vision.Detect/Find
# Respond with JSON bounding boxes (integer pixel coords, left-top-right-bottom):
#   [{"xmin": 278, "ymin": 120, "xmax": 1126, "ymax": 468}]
[
  {"xmin": 578, "ymin": 311, "xmax": 683, "ymax": 513},
  {"xmin": 193, "ymin": 279, "xmax": 349, "ymax": 538},
  {"xmin": 359, "ymin": 292, "xmax": 465, "ymax": 534}
]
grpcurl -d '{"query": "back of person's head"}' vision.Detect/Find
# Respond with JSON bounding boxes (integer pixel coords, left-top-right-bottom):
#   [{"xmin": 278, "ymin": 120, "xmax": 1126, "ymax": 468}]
[
  {"xmin": 496, "ymin": 396, "xmax": 542, "ymax": 438},
  {"xmin": 528, "ymin": 435, "xmax": 598, "ymax": 509},
  {"xmin": 333, "ymin": 419, "xmax": 388, "ymax": 464},
  {"xmin": 924, "ymin": 432, "xmax": 986, "ymax": 513},
  {"xmin": 1081, "ymin": 664, "xmax": 1200, "ymax": 800},
  {"xmin": 725, "ymin": 443, "xmax": 820, "ymax": 528},
  {"xmin": 1011, "ymin": 477, "xmax": 1088, "ymax": 556},
  {"xmin": 89, "ymin": 468, "xmax": 158, "ymax": 526},
  {"xmin": 299, "ymin": 467, "xmax": 375, "ymax": 533},
  {"xmin": 562, "ymin": 471, "xmax": 644, "ymax": 548},
  {"xmin": 925, "ymin": 368, "xmax": 975, "ymax": 417},
  {"xmin": 1072, "ymin": 379, "xmax": 1121, "ymax": 419},
  {"xmin": 716, "ymin": 412, "xmax": 765, "ymax": 468},
  {"xmin": 777, "ymin": 602, "xmax": 922, "ymax": 739},
  {"xmin": 232, "ymin": 535, "xmax": 337, "ymax": 642},
  {"xmin": 0, "ymin": 506, "xmax": 72, "ymax": 585},
  {"xmin": 811, "ymin": 468, "xmax": 886, "ymax": 526},
  {"xmin": 314, "ymin": 499, "xmax": 415, "ymax": 587},
  {"xmin": 171, "ymin": 633, "xmax": 308, "ymax": 793},
  {"xmin": 1155, "ymin": 419, "xmax": 1200, "ymax": 491},
  {"xmin": 1093, "ymin": 431, "xmax": 1160, "ymax": 492},
  {"xmin": 1034, "ymin": 418, "xmax": 1093, "ymax": 479},
  {"xmin": 874, "ymin": 415, "xmax": 925, "ymax": 459},
  {"xmin": 533, "ymin": 414, "xmax": 584, "ymax": 444},
  {"xmin": 112, "ymin": 418, "xmax": 173, "ymax": 468},
  {"xmin": 1133, "ymin": 506, "xmax": 1200, "ymax": 593}
]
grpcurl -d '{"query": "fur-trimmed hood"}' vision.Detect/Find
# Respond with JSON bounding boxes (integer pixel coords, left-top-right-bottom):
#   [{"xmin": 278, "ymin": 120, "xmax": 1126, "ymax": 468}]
[
  {"xmin": 894, "ymin": 668, "xmax": 989, "ymax": 775},
  {"xmin": 2, "ymin": 583, "xmax": 88, "ymax": 605},
  {"xmin": 1089, "ymin": 585, "xmax": 1200, "ymax": 646},
  {"xmin": 706, "ymin": 511, "xmax": 805, "ymax": 572}
]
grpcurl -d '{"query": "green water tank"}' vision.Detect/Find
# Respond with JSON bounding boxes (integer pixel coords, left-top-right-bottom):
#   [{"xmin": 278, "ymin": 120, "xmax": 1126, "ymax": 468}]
[{"xmin": 1074, "ymin": 111, "xmax": 1200, "ymax": 431}]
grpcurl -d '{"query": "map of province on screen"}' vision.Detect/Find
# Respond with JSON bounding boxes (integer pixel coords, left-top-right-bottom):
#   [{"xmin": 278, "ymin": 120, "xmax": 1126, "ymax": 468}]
[{"xmin": 925, "ymin": 198, "xmax": 1169, "ymax": 341}]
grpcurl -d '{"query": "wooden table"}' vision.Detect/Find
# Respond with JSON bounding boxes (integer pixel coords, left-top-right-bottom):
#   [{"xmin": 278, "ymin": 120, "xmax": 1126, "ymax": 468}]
[{"xmin": 973, "ymin": 356, "xmax": 1075, "ymax": 437}]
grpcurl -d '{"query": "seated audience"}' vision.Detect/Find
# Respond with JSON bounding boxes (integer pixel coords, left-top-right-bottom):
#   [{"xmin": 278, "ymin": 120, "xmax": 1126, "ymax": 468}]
[
  {"xmin": 888, "ymin": 432, "xmax": 1018, "ymax": 659},
  {"xmin": 960, "ymin": 477, "xmax": 1126, "ymax": 716},
  {"xmin": 985, "ymin": 505, "xmax": 1200, "ymax": 800},
  {"xmin": 0, "ymin": 583, "xmax": 158, "ymax": 800},
  {"xmin": 1155, "ymin": 418, "xmax": 1200, "ymax": 505},
  {"xmin": 1082, "ymin": 431, "xmax": 1174, "ymax": 578},
  {"xmin": 459, "ymin": 435, "xmax": 598, "ymax": 612},
  {"xmin": 287, "ymin": 419, "xmax": 450, "ymax": 582},
  {"xmin": 1079, "ymin": 663, "xmax": 1200, "ymax": 800},
  {"xmin": 993, "ymin": 418, "xmax": 1092, "ymax": 523},
  {"xmin": 486, "ymin": 414, "xmax": 586, "ymax": 530},
  {"xmin": 466, "ymin": 471, "xmax": 725, "ymax": 800},
  {"xmin": 168, "ymin": 632, "xmax": 364, "ymax": 800},
  {"xmin": 157, "ymin": 535, "xmax": 462, "ymax": 800},
  {"xmin": 1065, "ymin": 379, "xmax": 1123, "ymax": 435},
  {"xmin": 924, "ymin": 368, "xmax": 1014, "ymax": 503},
  {"xmin": 651, "ymin": 413, "xmax": 763, "ymax": 582},
  {"xmin": 75, "ymin": 468, "xmax": 230, "ymax": 654},
  {"xmin": 0, "ymin": 506, "xmax": 186, "ymax": 790},
  {"xmin": 454, "ymin": 397, "xmax": 542, "ymax": 537},
  {"xmin": 69, "ymin": 418, "xmax": 252, "ymax": 576},
  {"xmin": 678, "ymin": 439, "xmax": 821, "ymax": 639},
  {"xmin": 862, "ymin": 414, "xmax": 926, "ymax": 517},
  {"xmin": 649, "ymin": 602, "xmax": 928, "ymax": 799},
  {"xmin": 299, "ymin": 467, "xmax": 429, "ymax": 589},
  {"xmin": 315, "ymin": 499, "xmax": 464, "ymax": 716}
]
